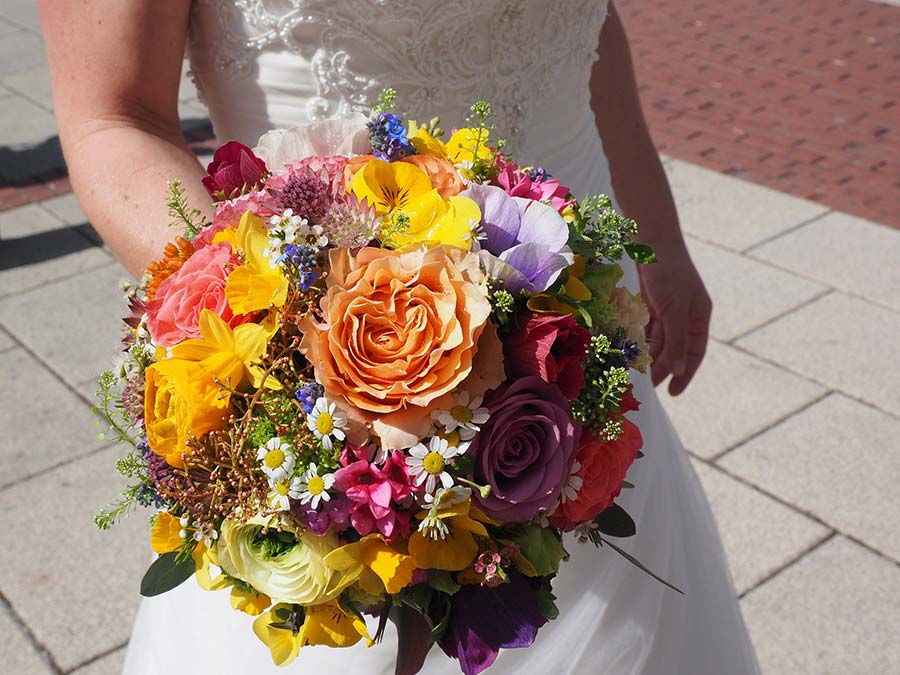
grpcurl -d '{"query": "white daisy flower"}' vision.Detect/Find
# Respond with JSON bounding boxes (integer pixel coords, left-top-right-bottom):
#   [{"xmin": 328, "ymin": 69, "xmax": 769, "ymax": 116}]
[
  {"xmin": 296, "ymin": 462, "xmax": 336, "ymax": 509},
  {"xmin": 432, "ymin": 391, "xmax": 490, "ymax": 441},
  {"xmin": 560, "ymin": 461, "xmax": 583, "ymax": 503},
  {"xmin": 406, "ymin": 436, "xmax": 462, "ymax": 495},
  {"xmin": 268, "ymin": 476, "xmax": 304, "ymax": 512},
  {"xmin": 256, "ymin": 437, "xmax": 296, "ymax": 482},
  {"xmin": 307, "ymin": 398, "xmax": 347, "ymax": 450}
]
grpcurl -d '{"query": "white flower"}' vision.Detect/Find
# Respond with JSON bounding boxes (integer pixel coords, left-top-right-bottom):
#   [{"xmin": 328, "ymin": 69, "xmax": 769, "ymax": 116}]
[
  {"xmin": 307, "ymin": 398, "xmax": 347, "ymax": 450},
  {"xmin": 268, "ymin": 476, "xmax": 304, "ymax": 511},
  {"xmin": 560, "ymin": 461, "xmax": 583, "ymax": 503},
  {"xmin": 406, "ymin": 436, "xmax": 462, "ymax": 495},
  {"xmin": 256, "ymin": 437, "xmax": 296, "ymax": 482},
  {"xmin": 432, "ymin": 391, "xmax": 490, "ymax": 441},
  {"xmin": 296, "ymin": 462, "xmax": 336, "ymax": 509}
]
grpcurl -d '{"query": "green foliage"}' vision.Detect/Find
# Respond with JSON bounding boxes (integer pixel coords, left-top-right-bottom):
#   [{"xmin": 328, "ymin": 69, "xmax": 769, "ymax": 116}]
[
  {"xmin": 166, "ymin": 179, "xmax": 209, "ymax": 239},
  {"xmin": 536, "ymin": 577, "xmax": 559, "ymax": 621},
  {"xmin": 464, "ymin": 100, "xmax": 505, "ymax": 182},
  {"xmin": 251, "ymin": 526, "xmax": 298, "ymax": 560},
  {"xmin": 93, "ymin": 369, "xmax": 141, "ymax": 449},
  {"xmin": 140, "ymin": 551, "xmax": 196, "ymax": 597},
  {"xmin": 485, "ymin": 277, "xmax": 516, "ymax": 327},
  {"xmin": 568, "ymin": 194, "xmax": 655, "ymax": 265},
  {"xmin": 371, "ymin": 87, "xmax": 398, "ymax": 114},
  {"xmin": 426, "ymin": 570, "xmax": 461, "ymax": 596},
  {"xmin": 571, "ymin": 335, "xmax": 632, "ymax": 436},
  {"xmin": 247, "ymin": 419, "xmax": 277, "ymax": 450},
  {"xmin": 94, "ymin": 482, "xmax": 142, "ymax": 530},
  {"xmin": 513, "ymin": 526, "xmax": 567, "ymax": 576}
]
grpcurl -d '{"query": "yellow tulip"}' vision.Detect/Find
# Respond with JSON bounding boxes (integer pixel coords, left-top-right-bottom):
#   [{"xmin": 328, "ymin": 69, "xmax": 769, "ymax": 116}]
[
  {"xmin": 323, "ymin": 534, "xmax": 417, "ymax": 596},
  {"xmin": 224, "ymin": 211, "xmax": 289, "ymax": 314}
]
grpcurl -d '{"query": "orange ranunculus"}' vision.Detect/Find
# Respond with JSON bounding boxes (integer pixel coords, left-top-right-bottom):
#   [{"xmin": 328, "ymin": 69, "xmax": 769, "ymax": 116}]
[
  {"xmin": 144, "ymin": 358, "xmax": 230, "ymax": 467},
  {"xmin": 300, "ymin": 245, "xmax": 504, "ymax": 449},
  {"xmin": 399, "ymin": 155, "xmax": 464, "ymax": 199}
]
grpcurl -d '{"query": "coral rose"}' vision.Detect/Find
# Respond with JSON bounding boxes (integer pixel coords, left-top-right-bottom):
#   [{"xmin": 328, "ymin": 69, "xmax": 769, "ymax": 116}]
[
  {"xmin": 300, "ymin": 245, "xmax": 503, "ymax": 449},
  {"xmin": 146, "ymin": 242, "xmax": 253, "ymax": 348},
  {"xmin": 549, "ymin": 418, "xmax": 642, "ymax": 531}
]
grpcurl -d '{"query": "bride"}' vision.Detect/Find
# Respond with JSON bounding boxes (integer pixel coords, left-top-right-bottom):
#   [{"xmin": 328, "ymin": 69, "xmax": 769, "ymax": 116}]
[{"xmin": 40, "ymin": 1, "xmax": 760, "ymax": 673}]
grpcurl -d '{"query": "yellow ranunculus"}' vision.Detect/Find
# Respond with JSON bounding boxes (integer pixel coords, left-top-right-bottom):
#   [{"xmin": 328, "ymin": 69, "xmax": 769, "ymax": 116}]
[
  {"xmin": 150, "ymin": 511, "xmax": 183, "ymax": 554},
  {"xmin": 323, "ymin": 534, "xmax": 417, "ymax": 596},
  {"xmin": 215, "ymin": 516, "xmax": 354, "ymax": 606},
  {"xmin": 144, "ymin": 358, "xmax": 230, "ymax": 467},
  {"xmin": 252, "ymin": 601, "xmax": 372, "ymax": 666},
  {"xmin": 223, "ymin": 211, "xmax": 289, "ymax": 314},
  {"xmin": 171, "ymin": 309, "xmax": 280, "ymax": 390}
]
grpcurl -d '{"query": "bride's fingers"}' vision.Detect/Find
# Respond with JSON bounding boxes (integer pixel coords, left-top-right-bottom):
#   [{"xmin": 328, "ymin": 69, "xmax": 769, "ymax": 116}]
[
  {"xmin": 647, "ymin": 319, "xmax": 669, "ymax": 386},
  {"xmin": 666, "ymin": 310, "xmax": 710, "ymax": 396},
  {"xmin": 659, "ymin": 313, "xmax": 688, "ymax": 380}
]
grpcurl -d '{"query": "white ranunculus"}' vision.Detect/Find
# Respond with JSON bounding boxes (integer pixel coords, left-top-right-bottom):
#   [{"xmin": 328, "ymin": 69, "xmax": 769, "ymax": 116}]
[{"xmin": 254, "ymin": 114, "xmax": 371, "ymax": 171}]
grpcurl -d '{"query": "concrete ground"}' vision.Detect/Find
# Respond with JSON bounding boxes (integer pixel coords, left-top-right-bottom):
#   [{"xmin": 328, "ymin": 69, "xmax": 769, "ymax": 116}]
[{"xmin": 2, "ymin": 3, "xmax": 900, "ymax": 674}]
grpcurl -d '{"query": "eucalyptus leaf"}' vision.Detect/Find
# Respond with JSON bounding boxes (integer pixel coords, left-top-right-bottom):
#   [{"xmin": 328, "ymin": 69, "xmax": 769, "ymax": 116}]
[
  {"xmin": 139, "ymin": 551, "xmax": 196, "ymax": 597},
  {"xmin": 594, "ymin": 503, "xmax": 636, "ymax": 538}
]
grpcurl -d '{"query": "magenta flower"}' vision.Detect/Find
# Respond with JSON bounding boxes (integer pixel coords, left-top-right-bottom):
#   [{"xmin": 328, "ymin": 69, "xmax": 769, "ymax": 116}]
[
  {"xmin": 469, "ymin": 376, "xmax": 580, "ymax": 522},
  {"xmin": 333, "ymin": 450, "xmax": 414, "ymax": 541},
  {"xmin": 201, "ymin": 140, "xmax": 268, "ymax": 201},
  {"xmin": 496, "ymin": 158, "xmax": 572, "ymax": 213}
]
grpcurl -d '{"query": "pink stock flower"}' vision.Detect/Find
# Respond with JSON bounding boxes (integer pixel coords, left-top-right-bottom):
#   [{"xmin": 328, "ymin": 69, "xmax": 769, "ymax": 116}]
[{"xmin": 495, "ymin": 158, "xmax": 573, "ymax": 214}]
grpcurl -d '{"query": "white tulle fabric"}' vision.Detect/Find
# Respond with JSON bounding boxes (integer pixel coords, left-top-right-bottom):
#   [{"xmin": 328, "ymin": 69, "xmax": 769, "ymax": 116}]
[{"xmin": 123, "ymin": 1, "xmax": 760, "ymax": 673}]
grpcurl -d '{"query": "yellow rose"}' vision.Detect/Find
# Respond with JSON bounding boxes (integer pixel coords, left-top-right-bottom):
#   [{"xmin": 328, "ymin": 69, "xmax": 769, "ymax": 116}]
[
  {"xmin": 215, "ymin": 516, "xmax": 353, "ymax": 606},
  {"xmin": 144, "ymin": 358, "xmax": 230, "ymax": 467}
]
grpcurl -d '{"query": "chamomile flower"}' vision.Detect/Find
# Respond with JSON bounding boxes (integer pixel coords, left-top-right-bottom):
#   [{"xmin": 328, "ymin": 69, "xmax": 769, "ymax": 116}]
[
  {"xmin": 306, "ymin": 398, "xmax": 347, "ymax": 451},
  {"xmin": 406, "ymin": 436, "xmax": 462, "ymax": 495},
  {"xmin": 296, "ymin": 462, "xmax": 335, "ymax": 509},
  {"xmin": 268, "ymin": 476, "xmax": 304, "ymax": 511},
  {"xmin": 256, "ymin": 437, "xmax": 296, "ymax": 482},
  {"xmin": 560, "ymin": 461, "xmax": 583, "ymax": 503},
  {"xmin": 432, "ymin": 391, "xmax": 489, "ymax": 441}
]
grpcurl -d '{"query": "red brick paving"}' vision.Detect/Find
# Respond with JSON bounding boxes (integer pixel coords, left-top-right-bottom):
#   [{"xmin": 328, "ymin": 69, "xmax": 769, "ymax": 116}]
[{"xmin": 619, "ymin": 0, "xmax": 900, "ymax": 229}]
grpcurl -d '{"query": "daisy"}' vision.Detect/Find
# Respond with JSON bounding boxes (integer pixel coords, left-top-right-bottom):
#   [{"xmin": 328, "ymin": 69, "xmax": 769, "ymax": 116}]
[
  {"xmin": 432, "ymin": 391, "xmax": 490, "ymax": 441},
  {"xmin": 256, "ymin": 437, "xmax": 296, "ymax": 482},
  {"xmin": 268, "ymin": 476, "xmax": 304, "ymax": 511},
  {"xmin": 406, "ymin": 436, "xmax": 462, "ymax": 495},
  {"xmin": 296, "ymin": 462, "xmax": 336, "ymax": 509},
  {"xmin": 307, "ymin": 397, "xmax": 347, "ymax": 450},
  {"xmin": 560, "ymin": 461, "xmax": 583, "ymax": 503}
]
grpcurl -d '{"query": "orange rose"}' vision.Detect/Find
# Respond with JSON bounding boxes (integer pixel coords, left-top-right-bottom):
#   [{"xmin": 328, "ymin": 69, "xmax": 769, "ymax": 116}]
[{"xmin": 300, "ymin": 245, "xmax": 503, "ymax": 449}]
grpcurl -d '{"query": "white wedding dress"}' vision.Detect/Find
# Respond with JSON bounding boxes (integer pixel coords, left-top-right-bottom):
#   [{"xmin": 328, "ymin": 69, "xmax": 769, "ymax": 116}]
[{"xmin": 124, "ymin": 2, "xmax": 760, "ymax": 673}]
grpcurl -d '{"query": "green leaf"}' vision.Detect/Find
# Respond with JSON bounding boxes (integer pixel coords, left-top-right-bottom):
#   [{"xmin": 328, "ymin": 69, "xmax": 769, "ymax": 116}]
[
  {"xmin": 426, "ymin": 570, "xmax": 461, "ymax": 596},
  {"xmin": 536, "ymin": 577, "xmax": 559, "ymax": 621},
  {"xmin": 594, "ymin": 503, "xmax": 636, "ymax": 538},
  {"xmin": 623, "ymin": 241, "xmax": 657, "ymax": 264},
  {"xmin": 139, "ymin": 551, "xmax": 196, "ymax": 597},
  {"xmin": 514, "ymin": 526, "xmax": 567, "ymax": 576},
  {"xmin": 427, "ymin": 594, "xmax": 452, "ymax": 645},
  {"xmin": 599, "ymin": 536, "xmax": 684, "ymax": 595}
]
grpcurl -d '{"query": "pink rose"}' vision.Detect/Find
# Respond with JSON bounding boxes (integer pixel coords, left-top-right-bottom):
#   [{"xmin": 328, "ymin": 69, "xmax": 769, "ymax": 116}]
[
  {"xmin": 504, "ymin": 313, "xmax": 591, "ymax": 400},
  {"xmin": 145, "ymin": 242, "xmax": 251, "ymax": 347},
  {"xmin": 201, "ymin": 141, "xmax": 268, "ymax": 201},
  {"xmin": 495, "ymin": 158, "xmax": 572, "ymax": 214}
]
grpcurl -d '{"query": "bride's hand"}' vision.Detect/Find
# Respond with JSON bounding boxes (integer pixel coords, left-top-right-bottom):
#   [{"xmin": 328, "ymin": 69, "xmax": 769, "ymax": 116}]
[{"xmin": 636, "ymin": 244, "xmax": 712, "ymax": 396}]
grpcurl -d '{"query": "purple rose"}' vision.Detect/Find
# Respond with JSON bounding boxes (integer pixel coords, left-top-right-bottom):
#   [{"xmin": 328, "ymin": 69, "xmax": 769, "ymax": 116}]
[
  {"xmin": 461, "ymin": 183, "xmax": 573, "ymax": 294},
  {"xmin": 201, "ymin": 140, "xmax": 268, "ymax": 201},
  {"xmin": 469, "ymin": 376, "xmax": 580, "ymax": 522}
]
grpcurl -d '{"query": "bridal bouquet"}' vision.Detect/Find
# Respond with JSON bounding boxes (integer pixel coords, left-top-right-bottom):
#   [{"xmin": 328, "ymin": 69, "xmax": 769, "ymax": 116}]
[{"xmin": 95, "ymin": 91, "xmax": 659, "ymax": 674}]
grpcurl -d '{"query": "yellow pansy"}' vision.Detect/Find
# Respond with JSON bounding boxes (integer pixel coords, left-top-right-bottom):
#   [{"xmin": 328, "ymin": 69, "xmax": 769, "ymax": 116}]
[
  {"xmin": 170, "ymin": 309, "xmax": 280, "ymax": 390},
  {"xmin": 223, "ymin": 211, "xmax": 289, "ymax": 314},
  {"xmin": 408, "ymin": 495, "xmax": 490, "ymax": 571},
  {"xmin": 408, "ymin": 121, "xmax": 449, "ymax": 160},
  {"xmin": 349, "ymin": 159, "xmax": 433, "ymax": 215},
  {"xmin": 150, "ymin": 511, "xmax": 183, "ymax": 554},
  {"xmin": 208, "ymin": 573, "xmax": 272, "ymax": 615},
  {"xmin": 386, "ymin": 191, "xmax": 480, "ymax": 250},
  {"xmin": 323, "ymin": 534, "xmax": 417, "ymax": 596},
  {"xmin": 252, "ymin": 601, "xmax": 372, "ymax": 666}
]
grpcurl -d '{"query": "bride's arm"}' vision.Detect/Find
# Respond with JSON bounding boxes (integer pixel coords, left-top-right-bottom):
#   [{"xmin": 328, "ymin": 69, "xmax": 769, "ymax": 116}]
[
  {"xmin": 590, "ymin": 2, "xmax": 712, "ymax": 396},
  {"xmin": 39, "ymin": 0, "xmax": 212, "ymax": 278}
]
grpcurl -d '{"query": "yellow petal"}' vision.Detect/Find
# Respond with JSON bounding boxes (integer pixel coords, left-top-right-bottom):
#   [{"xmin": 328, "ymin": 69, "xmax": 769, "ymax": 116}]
[
  {"xmin": 408, "ymin": 527, "xmax": 478, "ymax": 571},
  {"xmin": 324, "ymin": 534, "xmax": 415, "ymax": 595},
  {"xmin": 526, "ymin": 293, "xmax": 577, "ymax": 317},
  {"xmin": 349, "ymin": 159, "xmax": 433, "ymax": 214},
  {"xmin": 252, "ymin": 605, "xmax": 303, "ymax": 666},
  {"xmin": 564, "ymin": 276, "xmax": 591, "ymax": 302},
  {"xmin": 230, "ymin": 585, "xmax": 271, "ymax": 615},
  {"xmin": 409, "ymin": 125, "xmax": 449, "ymax": 160},
  {"xmin": 150, "ymin": 512, "xmax": 183, "ymax": 554},
  {"xmin": 303, "ymin": 602, "xmax": 372, "ymax": 648}
]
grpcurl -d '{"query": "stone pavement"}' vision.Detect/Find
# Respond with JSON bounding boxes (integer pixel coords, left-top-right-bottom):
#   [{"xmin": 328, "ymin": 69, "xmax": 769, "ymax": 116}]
[{"xmin": 3, "ymin": 5, "xmax": 900, "ymax": 675}]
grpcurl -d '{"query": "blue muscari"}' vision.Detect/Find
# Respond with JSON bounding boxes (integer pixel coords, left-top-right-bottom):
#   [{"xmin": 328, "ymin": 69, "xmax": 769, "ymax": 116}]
[
  {"xmin": 368, "ymin": 112, "xmax": 415, "ymax": 162},
  {"xmin": 295, "ymin": 382, "xmax": 325, "ymax": 414},
  {"xmin": 280, "ymin": 244, "xmax": 320, "ymax": 291}
]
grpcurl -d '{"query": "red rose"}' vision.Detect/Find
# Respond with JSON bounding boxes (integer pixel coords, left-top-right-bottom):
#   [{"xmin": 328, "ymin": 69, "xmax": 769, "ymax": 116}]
[
  {"xmin": 201, "ymin": 141, "xmax": 268, "ymax": 201},
  {"xmin": 503, "ymin": 312, "xmax": 591, "ymax": 400},
  {"xmin": 549, "ymin": 418, "xmax": 642, "ymax": 531}
]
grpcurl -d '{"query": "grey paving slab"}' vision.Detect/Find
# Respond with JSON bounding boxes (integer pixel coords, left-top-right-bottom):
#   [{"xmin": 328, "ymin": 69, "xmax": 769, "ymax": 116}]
[
  {"xmin": 0, "ymin": 87, "xmax": 56, "ymax": 146},
  {"xmin": 721, "ymin": 393, "xmax": 900, "ymax": 562},
  {"xmin": 0, "ymin": 204, "xmax": 111, "ymax": 298},
  {"xmin": 0, "ymin": 447, "xmax": 148, "ymax": 671},
  {"xmin": 0, "ymin": 263, "xmax": 130, "ymax": 387},
  {"xmin": 741, "ymin": 536, "xmax": 900, "ymax": 674},
  {"xmin": 0, "ymin": 17, "xmax": 22, "ymax": 37},
  {"xmin": 70, "ymin": 647, "xmax": 127, "ymax": 675},
  {"xmin": 1, "ymin": 63, "xmax": 54, "ymax": 111},
  {"xmin": 36, "ymin": 193, "xmax": 102, "ymax": 244},
  {"xmin": 658, "ymin": 341, "xmax": 826, "ymax": 459},
  {"xmin": 692, "ymin": 459, "xmax": 831, "ymax": 595},
  {"xmin": 0, "ymin": 0, "xmax": 42, "ymax": 34},
  {"xmin": 0, "ymin": 607, "xmax": 53, "ymax": 675},
  {"xmin": 0, "ymin": 347, "xmax": 106, "ymax": 487},
  {"xmin": 665, "ymin": 159, "xmax": 830, "ymax": 252},
  {"xmin": 749, "ymin": 210, "xmax": 900, "ymax": 314},
  {"xmin": 686, "ymin": 236, "xmax": 826, "ymax": 341},
  {"xmin": 736, "ymin": 292, "xmax": 900, "ymax": 417},
  {"xmin": 0, "ymin": 27, "xmax": 45, "ymax": 76},
  {"xmin": 0, "ymin": 325, "xmax": 14, "ymax": 352}
]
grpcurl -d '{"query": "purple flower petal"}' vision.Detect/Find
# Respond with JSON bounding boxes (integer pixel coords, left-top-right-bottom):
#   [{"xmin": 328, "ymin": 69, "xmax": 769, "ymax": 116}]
[
  {"xmin": 512, "ymin": 198, "xmax": 570, "ymax": 251},
  {"xmin": 463, "ymin": 184, "xmax": 521, "ymax": 254}
]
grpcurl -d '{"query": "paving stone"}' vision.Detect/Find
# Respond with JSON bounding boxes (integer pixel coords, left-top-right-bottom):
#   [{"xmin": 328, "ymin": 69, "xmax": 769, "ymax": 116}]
[
  {"xmin": 0, "ymin": 88, "xmax": 56, "ymax": 146},
  {"xmin": 691, "ymin": 459, "xmax": 830, "ymax": 595},
  {"xmin": 658, "ymin": 341, "xmax": 825, "ymax": 458},
  {"xmin": 665, "ymin": 159, "xmax": 829, "ymax": 252},
  {"xmin": 0, "ymin": 28, "xmax": 44, "ymax": 76},
  {"xmin": 740, "ymin": 536, "xmax": 900, "ymax": 674},
  {"xmin": 0, "ymin": 204, "xmax": 110, "ymax": 297},
  {"xmin": 37, "ymin": 193, "xmax": 102, "ymax": 244},
  {"xmin": 0, "ymin": 347, "xmax": 107, "ymax": 486},
  {"xmin": 0, "ymin": 607, "xmax": 53, "ymax": 675},
  {"xmin": 686, "ymin": 236, "xmax": 826, "ymax": 341},
  {"xmin": 0, "ymin": 448, "xmax": 147, "ymax": 670},
  {"xmin": 1, "ymin": 64, "xmax": 53, "ymax": 111},
  {"xmin": 0, "ymin": 17, "xmax": 22, "ymax": 37},
  {"xmin": 0, "ymin": 0, "xmax": 42, "ymax": 34},
  {"xmin": 736, "ymin": 292, "xmax": 900, "ymax": 417},
  {"xmin": 721, "ymin": 394, "xmax": 900, "ymax": 563},
  {"xmin": 749, "ymin": 211, "xmax": 900, "ymax": 314},
  {"xmin": 0, "ymin": 263, "xmax": 129, "ymax": 387},
  {"xmin": 0, "ymin": 326, "xmax": 14, "ymax": 352},
  {"xmin": 70, "ymin": 647, "xmax": 127, "ymax": 675}
]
